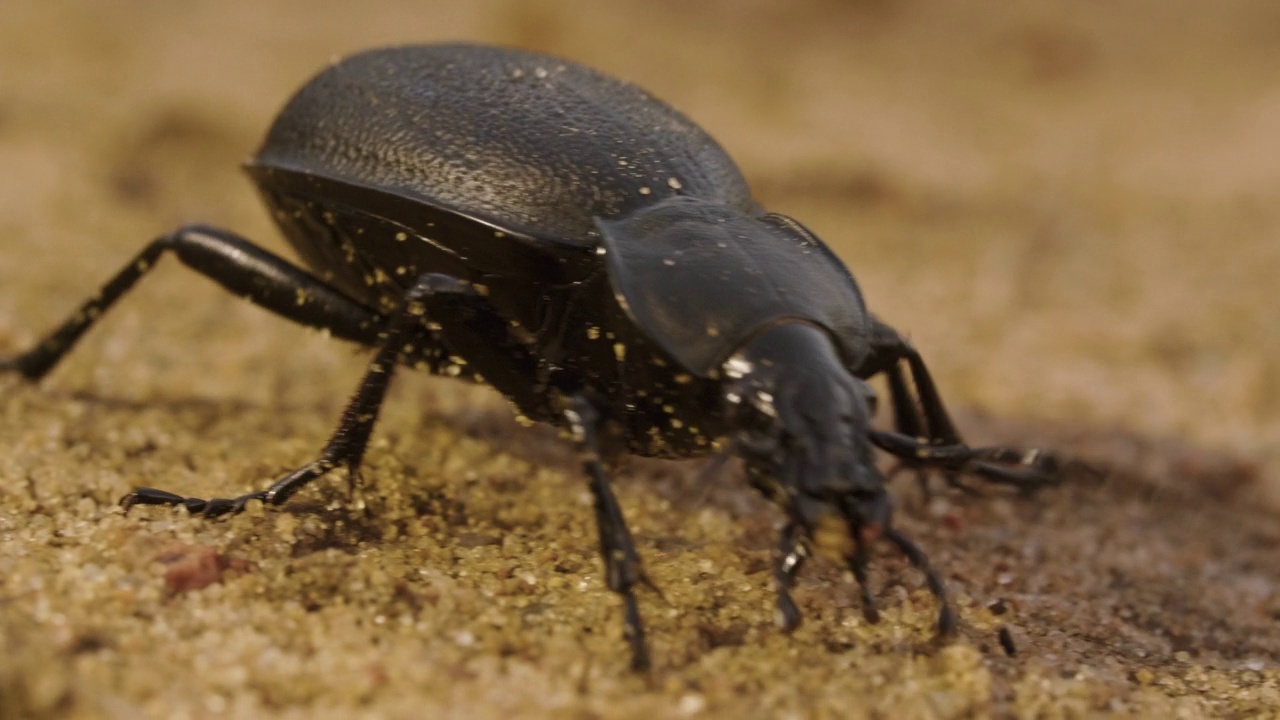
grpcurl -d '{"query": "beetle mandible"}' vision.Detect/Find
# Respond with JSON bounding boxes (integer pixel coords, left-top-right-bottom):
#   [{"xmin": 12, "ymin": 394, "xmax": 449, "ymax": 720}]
[{"xmin": 0, "ymin": 43, "xmax": 1057, "ymax": 670}]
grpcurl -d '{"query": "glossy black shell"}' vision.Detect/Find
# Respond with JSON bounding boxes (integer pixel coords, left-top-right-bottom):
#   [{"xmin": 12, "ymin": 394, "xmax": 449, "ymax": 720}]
[
  {"xmin": 253, "ymin": 44, "xmax": 754, "ymax": 247},
  {"xmin": 245, "ymin": 43, "xmax": 871, "ymax": 455}
]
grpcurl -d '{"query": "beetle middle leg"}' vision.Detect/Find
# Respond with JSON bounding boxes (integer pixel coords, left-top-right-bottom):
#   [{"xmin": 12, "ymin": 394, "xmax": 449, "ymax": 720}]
[
  {"xmin": 120, "ymin": 272, "xmax": 519, "ymax": 515},
  {"xmin": 565, "ymin": 394, "xmax": 653, "ymax": 671}
]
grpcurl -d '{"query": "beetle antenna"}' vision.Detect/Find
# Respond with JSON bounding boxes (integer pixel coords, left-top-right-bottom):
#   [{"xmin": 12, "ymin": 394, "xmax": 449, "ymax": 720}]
[{"xmin": 883, "ymin": 526, "xmax": 955, "ymax": 636}]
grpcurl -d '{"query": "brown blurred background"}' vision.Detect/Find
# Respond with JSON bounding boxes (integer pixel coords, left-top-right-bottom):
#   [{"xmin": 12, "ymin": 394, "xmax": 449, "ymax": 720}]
[
  {"xmin": 3, "ymin": 0, "xmax": 1277, "ymax": 486},
  {"xmin": 1, "ymin": 1, "xmax": 1278, "ymax": 717}
]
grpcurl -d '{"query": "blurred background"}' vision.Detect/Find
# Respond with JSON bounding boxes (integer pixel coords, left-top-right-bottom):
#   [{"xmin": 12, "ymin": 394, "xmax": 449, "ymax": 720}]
[{"xmin": 2, "ymin": 0, "xmax": 1276, "ymax": 495}]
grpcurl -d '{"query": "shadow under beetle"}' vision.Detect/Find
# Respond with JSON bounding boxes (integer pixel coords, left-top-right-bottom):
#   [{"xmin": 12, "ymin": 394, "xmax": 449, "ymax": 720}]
[{"xmin": 1, "ymin": 43, "xmax": 1058, "ymax": 670}]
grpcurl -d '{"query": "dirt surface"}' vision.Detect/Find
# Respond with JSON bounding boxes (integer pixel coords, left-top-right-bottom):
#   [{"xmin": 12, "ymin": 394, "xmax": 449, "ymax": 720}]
[{"xmin": 2, "ymin": 1, "xmax": 1278, "ymax": 718}]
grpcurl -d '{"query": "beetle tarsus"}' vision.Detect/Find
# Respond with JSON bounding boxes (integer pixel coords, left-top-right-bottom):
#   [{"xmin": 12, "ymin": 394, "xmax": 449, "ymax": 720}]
[
  {"xmin": 0, "ymin": 354, "xmax": 41, "ymax": 380},
  {"xmin": 869, "ymin": 430, "xmax": 1060, "ymax": 495},
  {"xmin": 622, "ymin": 592, "xmax": 650, "ymax": 672},
  {"xmin": 120, "ymin": 487, "xmax": 186, "ymax": 513},
  {"xmin": 200, "ymin": 498, "xmax": 237, "ymax": 517},
  {"xmin": 120, "ymin": 486, "xmax": 273, "ymax": 517}
]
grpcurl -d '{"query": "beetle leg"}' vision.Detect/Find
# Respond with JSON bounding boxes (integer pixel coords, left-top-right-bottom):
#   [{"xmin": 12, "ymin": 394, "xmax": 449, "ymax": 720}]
[
  {"xmin": 1, "ymin": 224, "xmax": 385, "ymax": 381},
  {"xmin": 868, "ymin": 430, "xmax": 1059, "ymax": 493},
  {"xmin": 864, "ymin": 318, "xmax": 963, "ymax": 446},
  {"xmin": 859, "ymin": 318, "xmax": 965, "ymax": 496},
  {"xmin": 882, "ymin": 357, "xmax": 927, "ymax": 441},
  {"xmin": 772, "ymin": 521, "xmax": 808, "ymax": 631},
  {"xmin": 848, "ymin": 534, "xmax": 881, "ymax": 625},
  {"xmin": 565, "ymin": 394, "xmax": 652, "ymax": 671},
  {"xmin": 883, "ymin": 526, "xmax": 956, "ymax": 636},
  {"xmin": 878, "ymin": 360, "xmax": 975, "ymax": 497},
  {"xmin": 119, "ymin": 273, "xmax": 467, "ymax": 516},
  {"xmin": 863, "ymin": 318, "xmax": 1062, "ymax": 494},
  {"xmin": 744, "ymin": 463, "xmax": 811, "ymax": 630}
]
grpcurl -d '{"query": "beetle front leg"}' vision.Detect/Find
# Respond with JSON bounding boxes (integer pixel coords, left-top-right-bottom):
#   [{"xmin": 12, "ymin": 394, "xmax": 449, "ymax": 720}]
[
  {"xmin": 883, "ymin": 526, "xmax": 956, "ymax": 636},
  {"xmin": 1, "ymin": 224, "xmax": 385, "ymax": 381},
  {"xmin": 862, "ymin": 318, "xmax": 1058, "ymax": 493},
  {"xmin": 868, "ymin": 430, "xmax": 1059, "ymax": 491},
  {"xmin": 121, "ymin": 273, "xmax": 465, "ymax": 516},
  {"xmin": 772, "ymin": 519, "xmax": 881, "ymax": 633},
  {"xmin": 565, "ymin": 394, "xmax": 652, "ymax": 671},
  {"xmin": 864, "ymin": 317, "xmax": 962, "ymax": 447}
]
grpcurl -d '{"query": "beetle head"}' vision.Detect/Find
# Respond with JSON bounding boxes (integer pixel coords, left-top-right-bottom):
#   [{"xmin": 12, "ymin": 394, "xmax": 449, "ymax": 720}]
[
  {"xmin": 724, "ymin": 322, "xmax": 887, "ymax": 540},
  {"xmin": 723, "ymin": 321, "xmax": 954, "ymax": 633}
]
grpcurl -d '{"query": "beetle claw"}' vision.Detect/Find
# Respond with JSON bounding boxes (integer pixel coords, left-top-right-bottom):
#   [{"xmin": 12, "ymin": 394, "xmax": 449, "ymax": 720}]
[
  {"xmin": 119, "ymin": 487, "xmax": 186, "ymax": 514},
  {"xmin": 119, "ymin": 486, "xmax": 271, "ymax": 519}
]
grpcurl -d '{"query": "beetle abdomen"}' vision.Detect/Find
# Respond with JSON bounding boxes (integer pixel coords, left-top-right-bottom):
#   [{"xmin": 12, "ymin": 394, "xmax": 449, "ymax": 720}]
[{"xmin": 253, "ymin": 44, "xmax": 756, "ymax": 246}]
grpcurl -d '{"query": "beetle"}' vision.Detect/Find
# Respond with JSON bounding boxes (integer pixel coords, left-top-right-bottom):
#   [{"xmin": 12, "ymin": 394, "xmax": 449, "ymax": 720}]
[{"xmin": 1, "ymin": 43, "xmax": 1056, "ymax": 670}]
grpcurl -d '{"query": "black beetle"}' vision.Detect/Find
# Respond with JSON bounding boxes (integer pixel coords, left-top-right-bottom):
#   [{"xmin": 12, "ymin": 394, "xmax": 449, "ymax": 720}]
[{"xmin": 1, "ymin": 43, "xmax": 1055, "ymax": 670}]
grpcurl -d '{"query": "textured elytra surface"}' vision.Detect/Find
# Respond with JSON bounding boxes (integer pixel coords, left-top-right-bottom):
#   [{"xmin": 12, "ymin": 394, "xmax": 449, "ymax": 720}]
[{"xmin": 255, "ymin": 44, "xmax": 756, "ymax": 246}]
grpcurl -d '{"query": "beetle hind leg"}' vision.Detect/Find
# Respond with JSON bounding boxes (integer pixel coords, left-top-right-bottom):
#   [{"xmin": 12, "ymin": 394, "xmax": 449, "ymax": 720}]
[{"xmin": 1, "ymin": 224, "xmax": 386, "ymax": 381}]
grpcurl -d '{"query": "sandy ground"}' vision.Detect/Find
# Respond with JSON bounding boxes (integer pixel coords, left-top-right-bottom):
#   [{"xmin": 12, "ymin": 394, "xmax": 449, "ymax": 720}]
[{"xmin": 1, "ymin": 1, "xmax": 1278, "ymax": 717}]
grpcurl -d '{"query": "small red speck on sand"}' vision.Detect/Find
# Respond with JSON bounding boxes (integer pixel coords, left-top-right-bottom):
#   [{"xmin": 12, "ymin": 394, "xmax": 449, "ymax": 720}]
[{"xmin": 159, "ymin": 543, "xmax": 231, "ymax": 593}]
